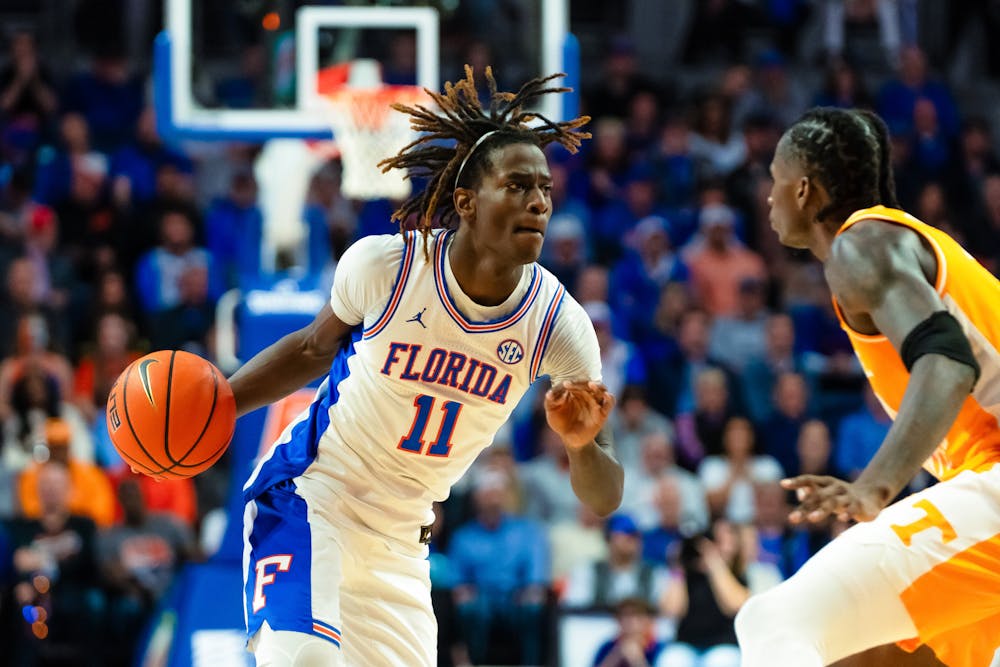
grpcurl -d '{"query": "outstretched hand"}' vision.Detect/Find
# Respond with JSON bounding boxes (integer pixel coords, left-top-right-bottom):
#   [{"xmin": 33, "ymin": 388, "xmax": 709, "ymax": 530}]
[
  {"xmin": 544, "ymin": 380, "xmax": 615, "ymax": 451},
  {"xmin": 781, "ymin": 475, "xmax": 888, "ymax": 524}
]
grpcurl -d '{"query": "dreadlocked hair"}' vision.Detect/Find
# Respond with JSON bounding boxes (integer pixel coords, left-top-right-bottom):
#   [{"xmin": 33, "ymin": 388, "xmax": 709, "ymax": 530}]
[
  {"xmin": 782, "ymin": 107, "xmax": 900, "ymax": 223},
  {"xmin": 378, "ymin": 65, "xmax": 590, "ymax": 239}
]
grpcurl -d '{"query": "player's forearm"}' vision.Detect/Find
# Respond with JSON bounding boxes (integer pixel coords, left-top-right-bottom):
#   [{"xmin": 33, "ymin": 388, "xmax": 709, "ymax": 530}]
[
  {"xmin": 566, "ymin": 440, "xmax": 624, "ymax": 517},
  {"xmin": 856, "ymin": 354, "xmax": 976, "ymax": 501},
  {"xmin": 229, "ymin": 329, "xmax": 337, "ymax": 417}
]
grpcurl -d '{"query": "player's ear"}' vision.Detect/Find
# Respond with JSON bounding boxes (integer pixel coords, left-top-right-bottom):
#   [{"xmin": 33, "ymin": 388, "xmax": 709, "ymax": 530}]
[
  {"xmin": 796, "ymin": 175, "xmax": 810, "ymax": 211},
  {"xmin": 454, "ymin": 187, "xmax": 475, "ymax": 221}
]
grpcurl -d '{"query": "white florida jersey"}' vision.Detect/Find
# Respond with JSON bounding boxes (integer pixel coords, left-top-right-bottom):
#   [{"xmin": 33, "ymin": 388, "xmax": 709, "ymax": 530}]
[{"xmin": 244, "ymin": 229, "xmax": 601, "ymax": 543}]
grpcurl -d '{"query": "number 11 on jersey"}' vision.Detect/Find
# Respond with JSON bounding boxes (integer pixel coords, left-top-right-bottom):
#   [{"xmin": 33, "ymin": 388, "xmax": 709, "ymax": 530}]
[{"xmin": 398, "ymin": 394, "xmax": 464, "ymax": 457}]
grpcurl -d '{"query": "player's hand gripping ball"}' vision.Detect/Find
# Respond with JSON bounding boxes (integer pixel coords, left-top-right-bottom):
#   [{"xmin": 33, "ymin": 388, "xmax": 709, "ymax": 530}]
[{"xmin": 106, "ymin": 350, "xmax": 236, "ymax": 480}]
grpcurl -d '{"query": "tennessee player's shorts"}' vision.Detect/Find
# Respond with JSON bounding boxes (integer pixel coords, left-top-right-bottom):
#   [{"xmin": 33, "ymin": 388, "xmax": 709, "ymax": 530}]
[
  {"xmin": 737, "ymin": 464, "xmax": 1000, "ymax": 667},
  {"xmin": 243, "ymin": 478, "xmax": 436, "ymax": 666}
]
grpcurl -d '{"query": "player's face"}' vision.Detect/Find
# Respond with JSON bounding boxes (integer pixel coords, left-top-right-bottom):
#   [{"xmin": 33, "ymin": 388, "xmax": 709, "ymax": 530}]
[
  {"xmin": 767, "ymin": 141, "xmax": 812, "ymax": 249},
  {"xmin": 471, "ymin": 143, "xmax": 552, "ymax": 265}
]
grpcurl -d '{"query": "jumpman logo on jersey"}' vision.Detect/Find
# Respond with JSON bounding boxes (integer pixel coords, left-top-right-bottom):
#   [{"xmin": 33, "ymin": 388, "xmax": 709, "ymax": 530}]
[{"xmin": 407, "ymin": 308, "xmax": 428, "ymax": 328}]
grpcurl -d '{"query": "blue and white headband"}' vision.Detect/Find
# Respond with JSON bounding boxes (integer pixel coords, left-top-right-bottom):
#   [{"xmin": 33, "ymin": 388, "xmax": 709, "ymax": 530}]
[{"xmin": 454, "ymin": 130, "xmax": 500, "ymax": 188}]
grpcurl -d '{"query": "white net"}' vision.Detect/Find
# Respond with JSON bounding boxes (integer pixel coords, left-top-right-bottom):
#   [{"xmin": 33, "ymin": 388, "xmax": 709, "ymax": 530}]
[{"xmin": 323, "ymin": 85, "xmax": 428, "ymax": 201}]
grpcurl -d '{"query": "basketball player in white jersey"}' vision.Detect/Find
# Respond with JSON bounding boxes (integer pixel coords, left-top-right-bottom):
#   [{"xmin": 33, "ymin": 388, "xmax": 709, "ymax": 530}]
[{"xmin": 228, "ymin": 67, "xmax": 624, "ymax": 666}]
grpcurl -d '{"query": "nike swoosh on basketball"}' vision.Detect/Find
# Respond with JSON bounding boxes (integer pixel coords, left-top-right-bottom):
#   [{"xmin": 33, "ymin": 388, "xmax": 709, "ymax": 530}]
[{"xmin": 138, "ymin": 358, "xmax": 159, "ymax": 407}]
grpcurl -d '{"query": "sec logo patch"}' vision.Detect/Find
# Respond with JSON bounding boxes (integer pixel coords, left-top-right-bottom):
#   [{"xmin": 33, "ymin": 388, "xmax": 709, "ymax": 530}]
[{"xmin": 497, "ymin": 339, "xmax": 524, "ymax": 365}]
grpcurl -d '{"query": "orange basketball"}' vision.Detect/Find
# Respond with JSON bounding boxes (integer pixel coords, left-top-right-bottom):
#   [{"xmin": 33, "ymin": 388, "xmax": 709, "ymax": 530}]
[{"xmin": 106, "ymin": 350, "xmax": 237, "ymax": 480}]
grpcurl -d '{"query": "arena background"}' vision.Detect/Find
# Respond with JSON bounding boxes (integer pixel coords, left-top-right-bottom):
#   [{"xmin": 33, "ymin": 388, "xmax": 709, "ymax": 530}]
[{"xmin": 0, "ymin": 1, "xmax": 999, "ymax": 666}]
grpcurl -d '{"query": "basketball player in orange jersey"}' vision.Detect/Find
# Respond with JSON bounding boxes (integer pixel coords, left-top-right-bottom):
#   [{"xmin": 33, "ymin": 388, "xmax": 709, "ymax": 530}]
[
  {"xmin": 227, "ymin": 68, "xmax": 623, "ymax": 666},
  {"xmin": 735, "ymin": 106, "xmax": 1000, "ymax": 667}
]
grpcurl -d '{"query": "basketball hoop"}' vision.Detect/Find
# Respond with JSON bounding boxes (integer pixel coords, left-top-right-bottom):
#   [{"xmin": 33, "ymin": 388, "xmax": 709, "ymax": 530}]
[{"xmin": 322, "ymin": 83, "xmax": 429, "ymax": 201}]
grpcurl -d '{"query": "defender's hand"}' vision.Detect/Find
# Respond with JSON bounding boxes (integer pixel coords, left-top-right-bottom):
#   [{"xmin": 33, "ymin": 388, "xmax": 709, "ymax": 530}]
[
  {"xmin": 544, "ymin": 381, "xmax": 614, "ymax": 451},
  {"xmin": 781, "ymin": 475, "xmax": 888, "ymax": 523}
]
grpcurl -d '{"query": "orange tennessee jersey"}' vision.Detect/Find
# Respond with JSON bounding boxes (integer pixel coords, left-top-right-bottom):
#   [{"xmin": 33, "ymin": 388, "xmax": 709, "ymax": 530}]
[{"xmin": 833, "ymin": 206, "xmax": 1000, "ymax": 481}]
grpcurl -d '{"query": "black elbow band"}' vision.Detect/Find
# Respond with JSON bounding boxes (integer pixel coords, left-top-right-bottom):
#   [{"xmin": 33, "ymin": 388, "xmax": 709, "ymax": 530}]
[{"xmin": 899, "ymin": 310, "xmax": 980, "ymax": 384}]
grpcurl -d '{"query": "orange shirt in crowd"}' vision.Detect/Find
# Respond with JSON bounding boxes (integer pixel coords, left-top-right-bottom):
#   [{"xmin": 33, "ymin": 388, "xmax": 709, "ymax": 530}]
[{"xmin": 19, "ymin": 458, "xmax": 117, "ymax": 527}]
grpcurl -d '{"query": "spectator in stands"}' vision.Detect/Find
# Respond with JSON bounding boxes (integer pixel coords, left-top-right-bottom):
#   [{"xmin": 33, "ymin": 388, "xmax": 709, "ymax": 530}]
[
  {"xmin": 22, "ymin": 205, "xmax": 77, "ymax": 327},
  {"xmin": 674, "ymin": 367, "xmax": 740, "ymax": 469},
  {"xmin": 684, "ymin": 203, "xmax": 767, "ymax": 317},
  {"xmin": 62, "ymin": 46, "xmax": 144, "ymax": 151},
  {"xmin": 585, "ymin": 301, "xmax": 646, "ymax": 401},
  {"xmin": 877, "ymin": 45, "xmax": 960, "ymax": 138},
  {"xmin": 657, "ymin": 519, "xmax": 748, "ymax": 667},
  {"xmin": 72, "ymin": 312, "xmax": 140, "ymax": 425},
  {"xmin": 688, "ymin": 93, "xmax": 745, "ymax": 179},
  {"xmin": 593, "ymin": 164, "xmax": 662, "ymax": 265},
  {"xmin": 741, "ymin": 313, "xmax": 820, "ymax": 424},
  {"xmin": 90, "ymin": 269, "xmax": 136, "ymax": 322},
  {"xmin": 759, "ymin": 372, "xmax": 812, "ymax": 476},
  {"xmin": 126, "ymin": 161, "xmax": 200, "ymax": 270},
  {"xmin": 33, "ymin": 112, "xmax": 99, "ymax": 207},
  {"xmin": 205, "ymin": 169, "xmax": 263, "ymax": 288},
  {"xmin": 641, "ymin": 475, "xmax": 701, "ymax": 566},
  {"xmin": 583, "ymin": 35, "xmax": 662, "ymax": 124},
  {"xmin": 906, "ymin": 97, "xmax": 955, "ymax": 185},
  {"xmin": 752, "ymin": 482, "xmax": 817, "ymax": 580},
  {"xmin": 303, "ymin": 162, "xmax": 356, "ymax": 281},
  {"xmin": 547, "ymin": 155, "xmax": 591, "ymax": 232},
  {"xmin": 591, "ymin": 597, "xmax": 664, "ymax": 667},
  {"xmin": 965, "ymin": 172, "xmax": 1000, "ymax": 272},
  {"xmin": 148, "ymin": 263, "xmax": 216, "ymax": 354},
  {"xmin": 707, "ymin": 276, "xmax": 770, "ymax": 374},
  {"xmin": 520, "ymin": 427, "xmax": 577, "ymax": 524},
  {"xmin": 134, "ymin": 208, "xmax": 220, "ymax": 318},
  {"xmin": 1, "ymin": 361, "xmax": 62, "ymax": 474},
  {"xmin": 634, "ymin": 280, "xmax": 688, "ymax": 368},
  {"xmin": 796, "ymin": 419, "xmax": 837, "ymax": 478},
  {"xmin": 0, "ymin": 317, "xmax": 93, "ymax": 474},
  {"xmin": 698, "ymin": 416, "xmax": 783, "ymax": 524},
  {"xmin": 622, "ymin": 431, "xmax": 707, "ymax": 533},
  {"xmin": 110, "ymin": 106, "xmax": 193, "ymax": 207},
  {"xmin": 646, "ymin": 308, "xmax": 725, "ymax": 418},
  {"xmin": 584, "ymin": 117, "xmax": 631, "ymax": 210},
  {"xmin": 542, "ymin": 214, "xmax": 589, "ymax": 291},
  {"xmin": 611, "ymin": 216, "xmax": 689, "ymax": 341},
  {"xmin": 575, "ymin": 264, "xmax": 610, "ymax": 304},
  {"xmin": 0, "ymin": 168, "xmax": 35, "ymax": 264},
  {"xmin": 99, "ymin": 476, "xmax": 196, "ymax": 663},
  {"xmin": 913, "ymin": 180, "xmax": 958, "ymax": 240},
  {"xmin": 48, "ymin": 122, "xmax": 123, "ymax": 279},
  {"xmin": 563, "ymin": 513, "xmax": 669, "ymax": 612},
  {"xmin": 0, "ymin": 256, "xmax": 70, "ymax": 357},
  {"xmin": 449, "ymin": 469, "xmax": 549, "ymax": 666},
  {"xmin": 549, "ymin": 502, "xmax": 608, "ymax": 586},
  {"xmin": 823, "ymin": 0, "xmax": 912, "ymax": 71},
  {"xmin": 812, "ymin": 58, "xmax": 873, "ymax": 110},
  {"xmin": 650, "ymin": 111, "xmax": 698, "ymax": 210},
  {"xmin": 834, "ymin": 384, "xmax": 891, "ymax": 481},
  {"xmin": 731, "ymin": 49, "xmax": 810, "ymax": 129},
  {"xmin": 725, "ymin": 111, "xmax": 782, "ymax": 256},
  {"xmin": 8, "ymin": 461, "xmax": 104, "ymax": 665},
  {"xmin": 625, "ymin": 90, "xmax": 663, "ymax": 161},
  {"xmin": 609, "ymin": 384, "xmax": 674, "ymax": 484},
  {"xmin": 18, "ymin": 417, "xmax": 114, "ymax": 527},
  {"xmin": 947, "ymin": 117, "xmax": 1000, "ymax": 225},
  {"xmin": 0, "ymin": 30, "xmax": 57, "ymax": 161}
]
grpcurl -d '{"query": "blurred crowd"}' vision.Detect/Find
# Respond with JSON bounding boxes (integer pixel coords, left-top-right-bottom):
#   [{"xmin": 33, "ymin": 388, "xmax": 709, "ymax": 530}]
[{"xmin": 0, "ymin": 0, "xmax": 999, "ymax": 666}]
